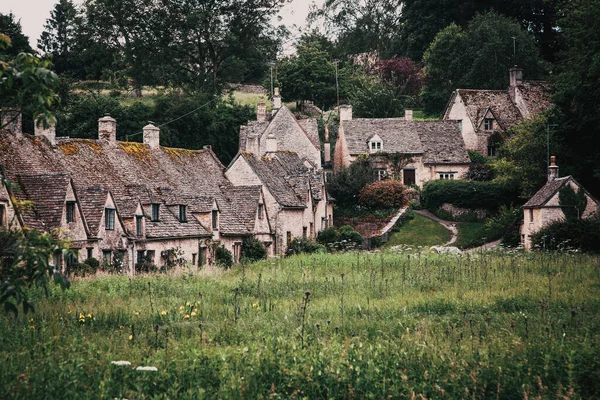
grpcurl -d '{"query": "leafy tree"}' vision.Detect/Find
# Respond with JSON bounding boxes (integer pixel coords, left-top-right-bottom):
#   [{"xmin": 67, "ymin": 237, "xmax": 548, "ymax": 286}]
[
  {"xmin": 327, "ymin": 160, "xmax": 375, "ymax": 206},
  {"xmin": 349, "ymin": 74, "xmax": 415, "ymax": 118},
  {"xmin": 215, "ymin": 245, "xmax": 233, "ymax": 269},
  {"xmin": 483, "ymin": 204, "xmax": 522, "ymax": 247},
  {"xmin": 552, "ymin": 0, "xmax": 600, "ymax": 197},
  {"xmin": 241, "ymin": 237, "xmax": 267, "ymax": 262},
  {"xmin": 38, "ymin": 0, "xmax": 85, "ymax": 78},
  {"xmin": 286, "ymin": 238, "xmax": 324, "ymax": 256},
  {"xmin": 376, "ymin": 57, "xmax": 423, "ymax": 95},
  {"xmin": 0, "ymin": 13, "xmax": 32, "ymax": 57},
  {"xmin": 421, "ymin": 12, "xmax": 547, "ymax": 114},
  {"xmin": 559, "ymin": 185, "xmax": 587, "ymax": 221}
]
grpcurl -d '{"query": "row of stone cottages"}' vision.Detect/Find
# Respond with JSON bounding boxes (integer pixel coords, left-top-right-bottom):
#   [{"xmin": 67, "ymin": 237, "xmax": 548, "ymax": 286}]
[{"xmin": 0, "ymin": 94, "xmax": 332, "ymax": 272}]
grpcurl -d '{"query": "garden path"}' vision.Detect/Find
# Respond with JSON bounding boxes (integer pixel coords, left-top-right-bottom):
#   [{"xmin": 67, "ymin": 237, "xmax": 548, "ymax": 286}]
[{"xmin": 414, "ymin": 209, "xmax": 458, "ymax": 245}]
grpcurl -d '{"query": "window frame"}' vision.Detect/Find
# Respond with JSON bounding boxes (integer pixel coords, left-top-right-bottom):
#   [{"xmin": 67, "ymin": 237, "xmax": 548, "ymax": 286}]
[
  {"xmin": 212, "ymin": 209, "xmax": 218, "ymax": 230},
  {"xmin": 105, "ymin": 208, "xmax": 115, "ymax": 230},
  {"xmin": 439, "ymin": 172, "xmax": 456, "ymax": 180},
  {"xmin": 369, "ymin": 140, "xmax": 382, "ymax": 153},
  {"xmin": 257, "ymin": 204, "xmax": 264, "ymax": 220},
  {"xmin": 135, "ymin": 215, "xmax": 143, "ymax": 236},
  {"xmin": 487, "ymin": 145, "xmax": 497, "ymax": 157},
  {"xmin": 66, "ymin": 201, "xmax": 76, "ymax": 223},
  {"xmin": 484, "ymin": 118, "xmax": 494, "ymax": 131},
  {"xmin": 179, "ymin": 204, "xmax": 187, "ymax": 222},
  {"xmin": 0, "ymin": 204, "xmax": 5, "ymax": 227},
  {"xmin": 151, "ymin": 203, "xmax": 160, "ymax": 221}
]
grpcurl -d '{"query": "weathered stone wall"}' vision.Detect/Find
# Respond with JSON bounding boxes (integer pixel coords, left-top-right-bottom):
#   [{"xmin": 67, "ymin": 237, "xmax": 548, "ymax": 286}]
[{"xmin": 440, "ymin": 203, "xmax": 488, "ymax": 221}]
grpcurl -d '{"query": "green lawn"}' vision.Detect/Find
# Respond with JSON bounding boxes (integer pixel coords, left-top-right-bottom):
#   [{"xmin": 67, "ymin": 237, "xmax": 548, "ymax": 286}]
[
  {"xmin": 454, "ymin": 221, "xmax": 491, "ymax": 249},
  {"xmin": 2, "ymin": 251, "xmax": 600, "ymax": 398},
  {"xmin": 384, "ymin": 213, "xmax": 450, "ymax": 247}
]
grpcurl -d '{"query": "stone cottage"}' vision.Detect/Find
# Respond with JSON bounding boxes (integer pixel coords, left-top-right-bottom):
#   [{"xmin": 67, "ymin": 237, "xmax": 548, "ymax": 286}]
[
  {"xmin": 333, "ymin": 106, "xmax": 470, "ymax": 186},
  {"xmin": 521, "ymin": 157, "xmax": 599, "ymax": 250},
  {"xmin": 0, "ymin": 111, "xmax": 274, "ymax": 272},
  {"xmin": 442, "ymin": 66, "xmax": 552, "ymax": 156}
]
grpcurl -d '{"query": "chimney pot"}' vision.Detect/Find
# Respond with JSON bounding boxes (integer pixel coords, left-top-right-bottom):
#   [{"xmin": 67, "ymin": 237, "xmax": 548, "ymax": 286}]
[
  {"xmin": 548, "ymin": 155, "xmax": 559, "ymax": 182},
  {"xmin": 143, "ymin": 124, "xmax": 160, "ymax": 149},
  {"xmin": 34, "ymin": 114, "xmax": 56, "ymax": 145},
  {"xmin": 246, "ymin": 133, "xmax": 259, "ymax": 155},
  {"xmin": 257, "ymin": 100, "xmax": 267, "ymax": 122},
  {"xmin": 405, "ymin": 109, "xmax": 413, "ymax": 121},
  {"xmin": 272, "ymin": 87, "xmax": 282, "ymax": 110},
  {"xmin": 98, "ymin": 115, "xmax": 117, "ymax": 142},
  {"xmin": 339, "ymin": 105, "xmax": 352, "ymax": 121},
  {"xmin": 510, "ymin": 65, "xmax": 523, "ymax": 87},
  {"xmin": 1, "ymin": 108, "xmax": 22, "ymax": 135}
]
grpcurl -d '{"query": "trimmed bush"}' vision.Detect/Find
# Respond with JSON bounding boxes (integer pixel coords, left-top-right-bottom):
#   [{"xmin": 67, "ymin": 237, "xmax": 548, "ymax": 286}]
[
  {"xmin": 216, "ymin": 246, "xmax": 233, "ymax": 269},
  {"xmin": 532, "ymin": 216, "xmax": 600, "ymax": 253},
  {"xmin": 241, "ymin": 237, "xmax": 267, "ymax": 262},
  {"xmin": 421, "ymin": 180, "xmax": 520, "ymax": 211},
  {"xmin": 317, "ymin": 227, "xmax": 339, "ymax": 245},
  {"xmin": 286, "ymin": 238, "xmax": 325, "ymax": 256},
  {"xmin": 358, "ymin": 180, "xmax": 408, "ymax": 208}
]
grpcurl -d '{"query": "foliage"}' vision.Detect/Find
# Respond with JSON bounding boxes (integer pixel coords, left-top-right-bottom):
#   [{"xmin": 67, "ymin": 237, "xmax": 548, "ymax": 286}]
[
  {"xmin": 316, "ymin": 227, "xmax": 339, "ymax": 246},
  {"xmin": 327, "ymin": 160, "xmax": 375, "ymax": 206},
  {"xmin": 68, "ymin": 262, "xmax": 95, "ymax": 277},
  {"xmin": 348, "ymin": 74, "xmax": 415, "ymax": 118},
  {"xmin": 552, "ymin": 0, "xmax": 600, "ymax": 197},
  {"xmin": 240, "ymin": 237, "xmax": 267, "ymax": 263},
  {"xmin": 421, "ymin": 12, "xmax": 547, "ymax": 114},
  {"xmin": 421, "ymin": 179, "xmax": 521, "ymax": 211},
  {"xmin": 453, "ymin": 221, "xmax": 489, "ymax": 249},
  {"xmin": 160, "ymin": 248, "xmax": 185, "ymax": 271},
  {"xmin": 484, "ymin": 204, "xmax": 522, "ymax": 247},
  {"xmin": 215, "ymin": 245, "xmax": 233, "ymax": 269},
  {"xmin": 464, "ymin": 163, "xmax": 495, "ymax": 181},
  {"xmin": 559, "ymin": 185, "xmax": 587, "ymax": 221},
  {"xmin": 532, "ymin": 214, "xmax": 600, "ymax": 253},
  {"xmin": 285, "ymin": 238, "xmax": 325, "ymax": 256},
  {"xmin": 376, "ymin": 57, "xmax": 423, "ymax": 95},
  {"xmin": 493, "ymin": 113, "xmax": 560, "ymax": 198},
  {"xmin": 316, "ymin": 225, "xmax": 363, "ymax": 252},
  {"xmin": 135, "ymin": 254, "xmax": 157, "ymax": 274},
  {"xmin": 337, "ymin": 225, "xmax": 363, "ymax": 247},
  {"xmin": 84, "ymin": 257, "xmax": 100, "ymax": 270},
  {"xmin": 0, "ymin": 13, "xmax": 33, "ymax": 57},
  {"xmin": 358, "ymin": 180, "xmax": 408, "ymax": 209},
  {"xmin": 385, "ymin": 212, "xmax": 448, "ymax": 247},
  {"xmin": 468, "ymin": 150, "xmax": 488, "ymax": 164},
  {"xmin": 0, "ymin": 229, "xmax": 70, "ymax": 316}
]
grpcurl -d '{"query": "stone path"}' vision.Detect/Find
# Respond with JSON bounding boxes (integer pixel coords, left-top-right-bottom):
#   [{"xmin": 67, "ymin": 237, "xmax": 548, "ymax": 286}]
[{"xmin": 414, "ymin": 209, "xmax": 458, "ymax": 245}]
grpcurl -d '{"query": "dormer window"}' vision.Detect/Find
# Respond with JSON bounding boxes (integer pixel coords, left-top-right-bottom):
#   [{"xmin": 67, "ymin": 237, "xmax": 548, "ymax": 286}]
[
  {"xmin": 105, "ymin": 208, "xmax": 115, "ymax": 230},
  {"xmin": 66, "ymin": 201, "xmax": 76, "ymax": 223},
  {"xmin": 151, "ymin": 203, "xmax": 160, "ymax": 221},
  {"xmin": 369, "ymin": 141, "xmax": 382, "ymax": 152},
  {"xmin": 258, "ymin": 203, "xmax": 264, "ymax": 220},
  {"xmin": 179, "ymin": 205, "xmax": 187, "ymax": 222},
  {"xmin": 136, "ymin": 215, "xmax": 143, "ymax": 236},
  {"xmin": 212, "ymin": 209, "xmax": 218, "ymax": 230},
  {"xmin": 484, "ymin": 118, "xmax": 494, "ymax": 131}
]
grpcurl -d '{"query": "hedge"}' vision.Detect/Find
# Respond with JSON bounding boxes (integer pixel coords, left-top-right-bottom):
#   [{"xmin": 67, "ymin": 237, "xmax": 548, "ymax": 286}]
[
  {"xmin": 421, "ymin": 180, "xmax": 520, "ymax": 211},
  {"xmin": 532, "ymin": 216, "xmax": 600, "ymax": 253}
]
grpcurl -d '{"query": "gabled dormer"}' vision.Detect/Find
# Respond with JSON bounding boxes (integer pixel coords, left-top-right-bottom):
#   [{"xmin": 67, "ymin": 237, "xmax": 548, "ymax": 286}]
[
  {"xmin": 479, "ymin": 108, "xmax": 498, "ymax": 132},
  {"xmin": 368, "ymin": 134, "xmax": 383, "ymax": 153},
  {"xmin": 211, "ymin": 199, "xmax": 221, "ymax": 236}
]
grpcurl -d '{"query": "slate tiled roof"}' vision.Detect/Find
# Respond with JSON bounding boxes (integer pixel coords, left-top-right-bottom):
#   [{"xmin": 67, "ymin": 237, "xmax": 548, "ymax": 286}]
[
  {"xmin": 0, "ymin": 132, "xmax": 240, "ymax": 239},
  {"xmin": 343, "ymin": 119, "xmax": 424, "ymax": 155},
  {"xmin": 523, "ymin": 177, "xmax": 570, "ymax": 208},
  {"xmin": 417, "ymin": 121, "xmax": 471, "ymax": 164},
  {"xmin": 78, "ymin": 186, "xmax": 110, "ymax": 237},
  {"xmin": 143, "ymin": 203, "xmax": 210, "ymax": 239},
  {"xmin": 516, "ymin": 81, "xmax": 552, "ymax": 117},
  {"xmin": 14, "ymin": 173, "xmax": 70, "ymax": 231},
  {"xmin": 457, "ymin": 89, "xmax": 523, "ymax": 131},
  {"xmin": 297, "ymin": 118, "xmax": 321, "ymax": 149},
  {"xmin": 220, "ymin": 186, "xmax": 262, "ymax": 235}
]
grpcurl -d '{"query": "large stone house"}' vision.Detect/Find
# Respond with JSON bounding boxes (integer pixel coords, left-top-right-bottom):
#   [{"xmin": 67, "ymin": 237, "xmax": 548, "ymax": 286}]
[
  {"xmin": 333, "ymin": 106, "xmax": 470, "ymax": 186},
  {"xmin": 442, "ymin": 66, "xmax": 551, "ymax": 156},
  {"xmin": 227, "ymin": 92, "xmax": 333, "ymax": 254},
  {"xmin": 0, "ymin": 111, "xmax": 275, "ymax": 272},
  {"xmin": 520, "ymin": 157, "xmax": 599, "ymax": 250}
]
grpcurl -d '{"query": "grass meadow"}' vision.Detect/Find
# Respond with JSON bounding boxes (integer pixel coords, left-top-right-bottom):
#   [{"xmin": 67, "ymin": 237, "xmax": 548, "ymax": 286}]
[{"xmin": 1, "ymin": 250, "xmax": 600, "ymax": 399}]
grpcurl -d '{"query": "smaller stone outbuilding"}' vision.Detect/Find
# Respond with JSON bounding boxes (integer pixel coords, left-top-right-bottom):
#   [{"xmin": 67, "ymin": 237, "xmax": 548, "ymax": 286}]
[{"xmin": 521, "ymin": 157, "xmax": 599, "ymax": 249}]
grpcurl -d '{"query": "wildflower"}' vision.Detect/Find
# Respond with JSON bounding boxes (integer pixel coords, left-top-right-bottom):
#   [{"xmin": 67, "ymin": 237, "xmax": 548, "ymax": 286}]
[
  {"xmin": 186, "ymin": 302, "xmax": 191, "ymax": 307},
  {"xmin": 134, "ymin": 311, "xmax": 140, "ymax": 315},
  {"xmin": 160, "ymin": 311, "xmax": 167, "ymax": 316},
  {"xmin": 136, "ymin": 366, "xmax": 158, "ymax": 372},
  {"xmin": 129, "ymin": 335, "xmax": 133, "ymax": 341},
  {"xmin": 119, "ymin": 325, "xmax": 124, "ymax": 330},
  {"xmin": 179, "ymin": 306, "xmax": 184, "ymax": 310},
  {"xmin": 67, "ymin": 309, "xmax": 72, "ymax": 315},
  {"xmin": 111, "ymin": 361, "xmax": 132, "ymax": 366},
  {"xmin": 252, "ymin": 303, "xmax": 258, "ymax": 308},
  {"xmin": 87, "ymin": 313, "xmax": 92, "ymax": 318},
  {"xmin": 183, "ymin": 314, "xmax": 190, "ymax": 319}
]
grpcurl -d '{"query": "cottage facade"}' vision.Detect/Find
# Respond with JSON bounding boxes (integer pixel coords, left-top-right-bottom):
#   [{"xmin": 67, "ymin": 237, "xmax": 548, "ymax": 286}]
[
  {"xmin": 443, "ymin": 66, "xmax": 552, "ymax": 156},
  {"xmin": 521, "ymin": 157, "xmax": 599, "ymax": 250},
  {"xmin": 334, "ymin": 106, "xmax": 470, "ymax": 187}
]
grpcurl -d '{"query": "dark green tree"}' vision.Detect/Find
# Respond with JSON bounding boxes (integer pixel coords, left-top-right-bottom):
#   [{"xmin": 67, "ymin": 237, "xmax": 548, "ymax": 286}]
[
  {"xmin": 327, "ymin": 160, "xmax": 375, "ymax": 206},
  {"xmin": 0, "ymin": 13, "xmax": 32, "ymax": 57},
  {"xmin": 559, "ymin": 185, "xmax": 587, "ymax": 221}
]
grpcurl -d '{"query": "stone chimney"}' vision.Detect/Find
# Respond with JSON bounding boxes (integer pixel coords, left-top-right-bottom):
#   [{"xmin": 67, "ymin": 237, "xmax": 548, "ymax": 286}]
[
  {"xmin": 272, "ymin": 87, "xmax": 282, "ymax": 110},
  {"xmin": 143, "ymin": 124, "xmax": 160, "ymax": 149},
  {"xmin": 34, "ymin": 114, "xmax": 56, "ymax": 145},
  {"xmin": 509, "ymin": 66, "xmax": 523, "ymax": 87},
  {"xmin": 339, "ymin": 105, "xmax": 352, "ymax": 121},
  {"xmin": 266, "ymin": 132, "xmax": 277, "ymax": 152},
  {"xmin": 246, "ymin": 133, "xmax": 259, "ymax": 155},
  {"xmin": 548, "ymin": 155, "xmax": 559, "ymax": 182},
  {"xmin": 323, "ymin": 124, "xmax": 331, "ymax": 163},
  {"xmin": 1, "ymin": 108, "xmax": 22, "ymax": 135},
  {"xmin": 257, "ymin": 100, "xmax": 267, "ymax": 122},
  {"xmin": 98, "ymin": 115, "xmax": 117, "ymax": 142},
  {"xmin": 405, "ymin": 109, "xmax": 413, "ymax": 121}
]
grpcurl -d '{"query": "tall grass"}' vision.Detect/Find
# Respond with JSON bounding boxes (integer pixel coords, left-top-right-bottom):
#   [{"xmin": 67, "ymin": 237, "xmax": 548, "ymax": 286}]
[{"xmin": 1, "ymin": 250, "xmax": 599, "ymax": 399}]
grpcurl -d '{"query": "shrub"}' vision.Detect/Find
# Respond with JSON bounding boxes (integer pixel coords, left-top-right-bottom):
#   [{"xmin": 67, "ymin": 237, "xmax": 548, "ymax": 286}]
[
  {"xmin": 286, "ymin": 238, "xmax": 325, "ymax": 256},
  {"xmin": 160, "ymin": 248, "xmax": 185, "ymax": 271},
  {"xmin": 464, "ymin": 163, "xmax": 495, "ymax": 181},
  {"xmin": 215, "ymin": 246, "xmax": 233, "ymax": 269},
  {"xmin": 421, "ymin": 180, "xmax": 520, "ymax": 211},
  {"xmin": 484, "ymin": 205, "xmax": 522, "ymax": 247},
  {"xmin": 317, "ymin": 227, "xmax": 339, "ymax": 245},
  {"xmin": 468, "ymin": 150, "xmax": 488, "ymax": 164},
  {"xmin": 358, "ymin": 180, "xmax": 408, "ymax": 209},
  {"xmin": 135, "ymin": 254, "xmax": 157, "ymax": 274},
  {"xmin": 68, "ymin": 262, "xmax": 94, "ymax": 277},
  {"xmin": 532, "ymin": 215, "xmax": 600, "ymax": 253},
  {"xmin": 241, "ymin": 237, "xmax": 267, "ymax": 262},
  {"xmin": 84, "ymin": 257, "xmax": 100, "ymax": 270},
  {"xmin": 327, "ymin": 160, "xmax": 374, "ymax": 206}
]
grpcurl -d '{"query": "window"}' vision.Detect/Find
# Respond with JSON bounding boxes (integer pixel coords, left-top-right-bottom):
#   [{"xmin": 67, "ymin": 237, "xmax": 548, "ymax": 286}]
[
  {"xmin": 403, "ymin": 169, "xmax": 416, "ymax": 186},
  {"xmin": 529, "ymin": 209, "xmax": 534, "ymax": 222},
  {"xmin": 212, "ymin": 210, "xmax": 218, "ymax": 230},
  {"xmin": 376, "ymin": 169, "xmax": 387, "ymax": 181},
  {"xmin": 147, "ymin": 250, "xmax": 155, "ymax": 264},
  {"xmin": 258, "ymin": 204, "xmax": 264, "ymax": 219},
  {"xmin": 65, "ymin": 252, "xmax": 78, "ymax": 269},
  {"xmin": 458, "ymin": 120, "xmax": 463, "ymax": 132},
  {"xmin": 439, "ymin": 172, "xmax": 455, "ymax": 180},
  {"xmin": 137, "ymin": 250, "xmax": 145, "ymax": 265},
  {"xmin": 87, "ymin": 248, "xmax": 93, "ymax": 260},
  {"xmin": 303, "ymin": 226, "xmax": 307, "ymax": 238},
  {"xmin": 136, "ymin": 215, "xmax": 143, "ymax": 236},
  {"xmin": 369, "ymin": 141, "xmax": 382, "ymax": 152},
  {"xmin": 66, "ymin": 201, "xmax": 75, "ymax": 223},
  {"xmin": 484, "ymin": 118, "xmax": 494, "ymax": 131},
  {"xmin": 192, "ymin": 253, "xmax": 197, "ymax": 266},
  {"xmin": 151, "ymin": 203, "xmax": 160, "ymax": 221},
  {"xmin": 105, "ymin": 208, "xmax": 115, "ymax": 230},
  {"xmin": 310, "ymin": 222, "xmax": 314, "ymax": 236},
  {"xmin": 179, "ymin": 205, "xmax": 187, "ymax": 222},
  {"xmin": 286, "ymin": 231, "xmax": 292, "ymax": 246},
  {"xmin": 487, "ymin": 145, "xmax": 497, "ymax": 157},
  {"xmin": 102, "ymin": 250, "xmax": 112, "ymax": 264}
]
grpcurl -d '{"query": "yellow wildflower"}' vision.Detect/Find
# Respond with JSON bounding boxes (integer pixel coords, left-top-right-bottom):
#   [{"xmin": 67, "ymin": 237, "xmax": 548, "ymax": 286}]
[
  {"xmin": 191, "ymin": 311, "xmax": 197, "ymax": 317},
  {"xmin": 160, "ymin": 311, "xmax": 167, "ymax": 316},
  {"xmin": 129, "ymin": 335, "xmax": 133, "ymax": 341},
  {"xmin": 179, "ymin": 306, "xmax": 184, "ymax": 310},
  {"xmin": 183, "ymin": 314, "xmax": 190, "ymax": 319},
  {"xmin": 86, "ymin": 313, "xmax": 92, "ymax": 319},
  {"xmin": 186, "ymin": 302, "xmax": 191, "ymax": 307},
  {"xmin": 119, "ymin": 325, "xmax": 124, "ymax": 330}
]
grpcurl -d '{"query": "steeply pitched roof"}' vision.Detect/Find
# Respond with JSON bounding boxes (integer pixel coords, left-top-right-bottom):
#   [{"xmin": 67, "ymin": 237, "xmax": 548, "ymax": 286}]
[
  {"xmin": 220, "ymin": 186, "xmax": 262, "ymax": 235},
  {"xmin": 14, "ymin": 173, "xmax": 70, "ymax": 231},
  {"xmin": 457, "ymin": 89, "xmax": 523, "ymax": 131},
  {"xmin": 297, "ymin": 118, "xmax": 320, "ymax": 149},
  {"xmin": 342, "ymin": 119, "xmax": 424, "ymax": 155},
  {"xmin": 143, "ymin": 203, "xmax": 210, "ymax": 239},
  {"xmin": 78, "ymin": 185, "xmax": 110, "ymax": 237},
  {"xmin": 417, "ymin": 121, "xmax": 471, "ymax": 164},
  {"xmin": 523, "ymin": 177, "xmax": 571, "ymax": 208},
  {"xmin": 515, "ymin": 81, "xmax": 552, "ymax": 117}
]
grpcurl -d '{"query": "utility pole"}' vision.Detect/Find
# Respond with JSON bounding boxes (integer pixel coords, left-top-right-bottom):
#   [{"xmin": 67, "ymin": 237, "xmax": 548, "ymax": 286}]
[
  {"xmin": 333, "ymin": 60, "xmax": 340, "ymax": 110},
  {"xmin": 547, "ymin": 123, "xmax": 558, "ymax": 168},
  {"xmin": 511, "ymin": 36, "xmax": 516, "ymax": 58},
  {"xmin": 269, "ymin": 61, "xmax": 276, "ymax": 97}
]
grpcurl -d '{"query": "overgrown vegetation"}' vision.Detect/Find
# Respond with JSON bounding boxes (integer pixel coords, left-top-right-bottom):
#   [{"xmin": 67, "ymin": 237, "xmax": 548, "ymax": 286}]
[
  {"xmin": 532, "ymin": 215, "xmax": 600, "ymax": 253},
  {"xmin": 421, "ymin": 180, "xmax": 521, "ymax": 212},
  {"xmin": 1, "ymin": 251, "xmax": 599, "ymax": 398}
]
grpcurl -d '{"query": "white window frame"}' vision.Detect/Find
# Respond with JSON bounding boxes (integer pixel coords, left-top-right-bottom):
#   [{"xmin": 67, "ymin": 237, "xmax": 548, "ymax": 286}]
[
  {"xmin": 438, "ymin": 172, "xmax": 456, "ymax": 180},
  {"xmin": 369, "ymin": 140, "xmax": 382, "ymax": 153},
  {"xmin": 484, "ymin": 118, "xmax": 494, "ymax": 131}
]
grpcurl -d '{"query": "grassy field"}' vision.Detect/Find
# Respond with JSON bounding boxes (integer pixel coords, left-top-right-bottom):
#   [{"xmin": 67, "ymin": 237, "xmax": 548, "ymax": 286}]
[
  {"xmin": 384, "ymin": 213, "xmax": 450, "ymax": 248},
  {"xmin": 1, "ymin": 251, "xmax": 600, "ymax": 399},
  {"xmin": 454, "ymin": 222, "xmax": 490, "ymax": 249}
]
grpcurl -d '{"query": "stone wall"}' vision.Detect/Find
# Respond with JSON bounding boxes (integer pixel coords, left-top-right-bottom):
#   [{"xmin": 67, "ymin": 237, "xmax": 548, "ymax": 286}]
[{"xmin": 439, "ymin": 203, "xmax": 488, "ymax": 221}]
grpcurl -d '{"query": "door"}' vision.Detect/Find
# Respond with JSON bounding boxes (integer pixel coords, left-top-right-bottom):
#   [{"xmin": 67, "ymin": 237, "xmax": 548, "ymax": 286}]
[{"xmin": 403, "ymin": 169, "xmax": 416, "ymax": 186}]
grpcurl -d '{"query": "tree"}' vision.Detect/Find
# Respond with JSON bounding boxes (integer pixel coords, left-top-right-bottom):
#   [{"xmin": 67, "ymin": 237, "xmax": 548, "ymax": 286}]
[
  {"xmin": 559, "ymin": 185, "xmax": 587, "ymax": 221},
  {"xmin": 421, "ymin": 12, "xmax": 547, "ymax": 114},
  {"xmin": 327, "ymin": 160, "xmax": 375, "ymax": 206},
  {"xmin": 38, "ymin": 0, "xmax": 85, "ymax": 78},
  {"xmin": 0, "ymin": 13, "xmax": 32, "ymax": 57},
  {"xmin": 349, "ymin": 74, "xmax": 415, "ymax": 118},
  {"xmin": 376, "ymin": 57, "xmax": 423, "ymax": 96},
  {"xmin": 552, "ymin": 0, "xmax": 600, "ymax": 197}
]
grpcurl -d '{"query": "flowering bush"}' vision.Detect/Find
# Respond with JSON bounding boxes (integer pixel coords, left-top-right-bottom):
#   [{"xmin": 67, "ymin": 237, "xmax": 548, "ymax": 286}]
[{"xmin": 358, "ymin": 180, "xmax": 408, "ymax": 209}]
